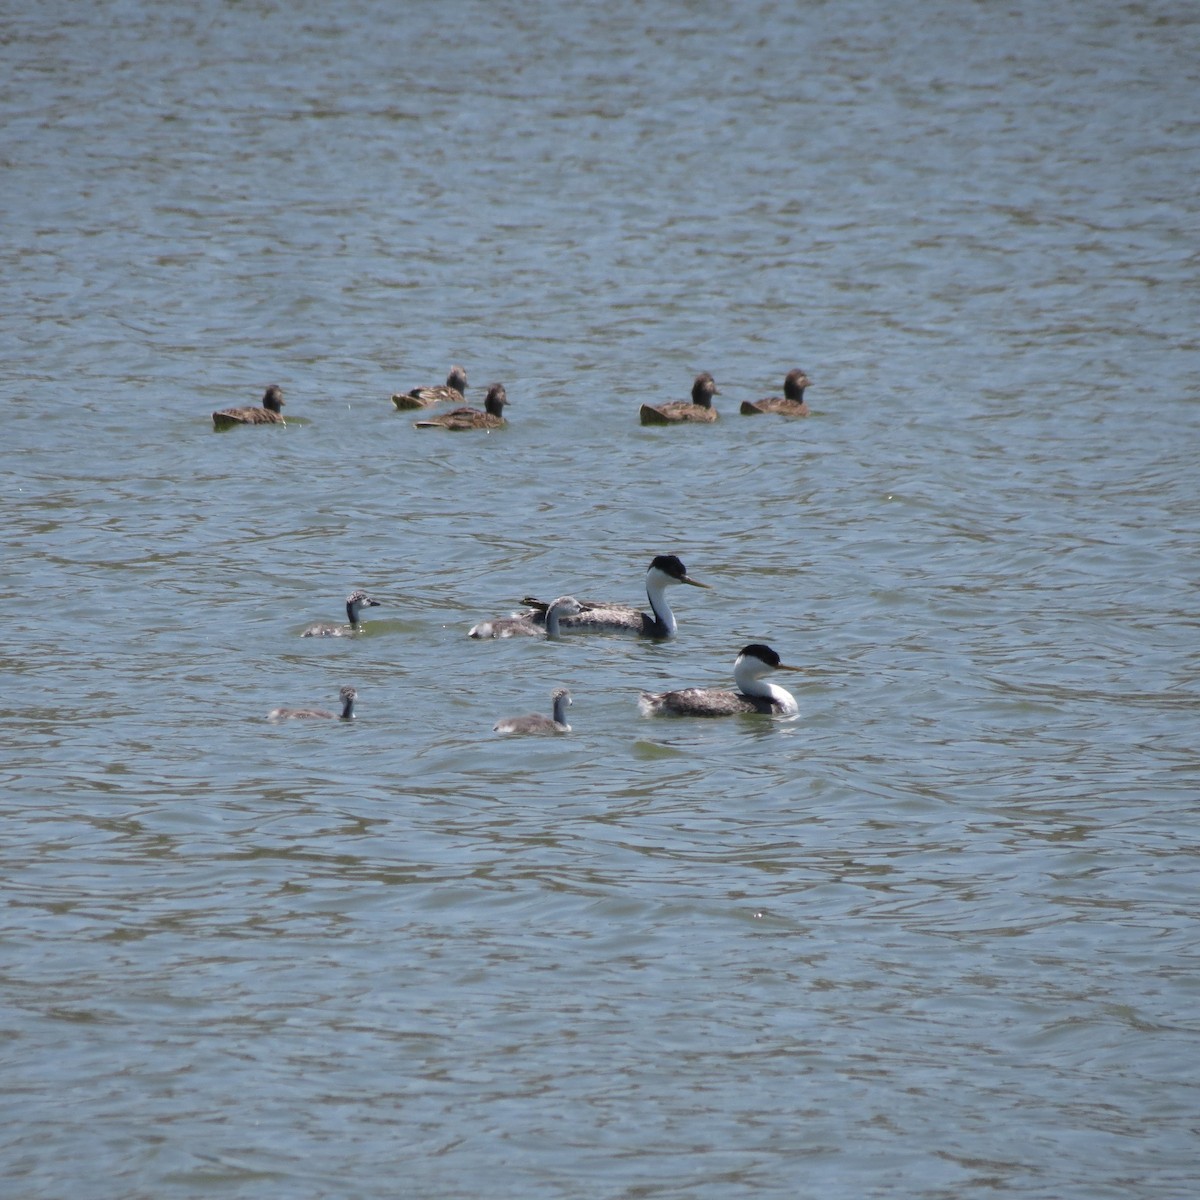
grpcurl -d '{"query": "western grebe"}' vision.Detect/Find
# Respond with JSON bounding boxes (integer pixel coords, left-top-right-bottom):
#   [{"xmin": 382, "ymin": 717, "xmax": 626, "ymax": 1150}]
[
  {"xmin": 469, "ymin": 595, "xmax": 583, "ymax": 640},
  {"xmin": 740, "ymin": 369, "xmax": 812, "ymax": 417},
  {"xmin": 300, "ymin": 590, "xmax": 382, "ymax": 637},
  {"xmin": 520, "ymin": 554, "xmax": 708, "ymax": 640},
  {"xmin": 391, "ymin": 364, "xmax": 468, "ymax": 410},
  {"xmin": 639, "ymin": 372, "xmax": 720, "ymax": 425},
  {"xmin": 414, "ymin": 382, "xmax": 508, "ymax": 430},
  {"xmin": 268, "ymin": 685, "xmax": 358, "ymax": 721},
  {"xmin": 213, "ymin": 385, "xmax": 286, "ymax": 430},
  {"xmin": 494, "ymin": 688, "xmax": 573, "ymax": 735},
  {"xmin": 639, "ymin": 644, "xmax": 802, "ymax": 718}
]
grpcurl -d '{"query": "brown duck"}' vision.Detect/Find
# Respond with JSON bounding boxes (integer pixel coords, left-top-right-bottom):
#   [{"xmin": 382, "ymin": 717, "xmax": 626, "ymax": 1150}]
[
  {"xmin": 391, "ymin": 365, "xmax": 468, "ymax": 410},
  {"xmin": 213, "ymin": 385, "xmax": 286, "ymax": 430},
  {"xmin": 414, "ymin": 383, "xmax": 509, "ymax": 431},
  {"xmin": 639, "ymin": 373, "xmax": 720, "ymax": 425},
  {"xmin": 740, "ymin": 369, "xmax": 812, "ymax": 417}
]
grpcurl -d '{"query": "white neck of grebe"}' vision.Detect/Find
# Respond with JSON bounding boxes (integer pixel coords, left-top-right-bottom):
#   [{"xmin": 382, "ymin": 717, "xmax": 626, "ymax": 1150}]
[
  {"xmin": 733, "ymin": 658, "xmax": 798, "ymax": 716},
  {"xmin": 645, "ymin": 569, "xmax": 678, "ymax": 637},
  {"xmin": 544, "ymin": 599, "xmax": 575, "ymax": 638},
  {"xmin": 551, "ymin": 692, "xmax": 572, "ymax": 726}
]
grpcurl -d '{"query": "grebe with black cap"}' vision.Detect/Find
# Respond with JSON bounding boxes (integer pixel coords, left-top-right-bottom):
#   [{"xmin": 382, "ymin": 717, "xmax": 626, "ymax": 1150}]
[
  {"xmin": 519, "ymin": 555, "xmax": 708, "ymax": 640},
  {"xmin": 639, "ymin": 644, "xmax": 802, "ymax": 717}
]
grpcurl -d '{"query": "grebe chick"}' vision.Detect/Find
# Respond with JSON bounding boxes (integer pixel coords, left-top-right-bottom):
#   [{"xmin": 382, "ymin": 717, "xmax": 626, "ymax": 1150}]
[
  {"xmin": 268, "ymin": 685, "xmax": 358, "ymax": 721},
  {"xmin": 414, "ymin": 382, "xmax": 508, "ymax": 430},
  {"xmin": 740, "ymin": 369, "xmax": 812, "ymax": 417},
  {"xmin": 639, "ymin": 644, "xmax": 802, "ymax": 718},
  {"xmin": 213, "ymin": 385, "xmax": 286, "ymax": 430},
  {"xmin": 639, "ymin": 372, "xmax": 720, "ymax": 426},
  {"xmin": 301, "ymin": 590, "xmax": 382, "ymax": 637},
  {"xmin": 391, "ymin": 364, "xmax": 468, "ymax": 410},
  {"xmin": 494, "ymin": 688, "xmax": 573, "ymax": 735},
  {"xmin": 520, "ymin": 554, "xmax": 708, "ymax": 640},
  {"xmin": 469, "ymin": 595, "xmax": 583, "ymax": 640}
]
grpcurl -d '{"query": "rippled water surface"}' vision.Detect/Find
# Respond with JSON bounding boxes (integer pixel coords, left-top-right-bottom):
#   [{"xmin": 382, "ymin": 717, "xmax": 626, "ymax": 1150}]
[{"xmin": 3, "ymin": 1, "xmax": 1198, "ymax": 1197}]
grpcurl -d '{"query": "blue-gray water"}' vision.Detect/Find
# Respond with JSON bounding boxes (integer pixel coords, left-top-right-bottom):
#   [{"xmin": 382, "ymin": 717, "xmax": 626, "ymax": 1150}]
[{"xmin": 3, "ymin": 1, "xmax": 1198, "ymax": 1197}]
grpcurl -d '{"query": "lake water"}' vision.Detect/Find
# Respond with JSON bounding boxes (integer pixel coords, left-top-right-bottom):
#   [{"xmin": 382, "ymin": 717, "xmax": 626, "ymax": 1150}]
[{"xmin": 2, "ymin": 1, "xmax": 1198, "ymax": 1197}]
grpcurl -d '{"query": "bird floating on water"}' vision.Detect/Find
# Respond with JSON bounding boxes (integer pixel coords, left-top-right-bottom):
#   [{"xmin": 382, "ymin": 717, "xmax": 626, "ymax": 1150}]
[
  {"xmin": 469, "ymin": 595, "xmax": 583, "ymax": 640},
  {"xmin": 639, "ymin": 373, "xmax": 720, "ymax": 425},
  {"xmin": 519, "ymin": 555, "xmax": 708, "ymax": 640},
  {"xmin": 268, "ymin": 685, "xmax": 358, "ymax": 721},
  {"xmin": 391, "ymin": 364, "xmax": 468, "ymax": 410},
  {"xmin": 494, "ymin": 688, "xmax": 573, "ymax": 735},
  {"xmin": 740, "ymin": 369, "xmax": 812, "ymax": 417},
  {"xmin": 213, "ymin": 385, "xmax": 286, "ymax": 430},
  {"xmin": 639, "ymin": 644, "xmax": 802, "ymax": 718},
  {"xmin": 300, "ymin": 590, "xmax": 382, "ymax": 637},
  {"xmin": 414, "ymin": 383, "xmax": 508, "ymax": 431}
]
